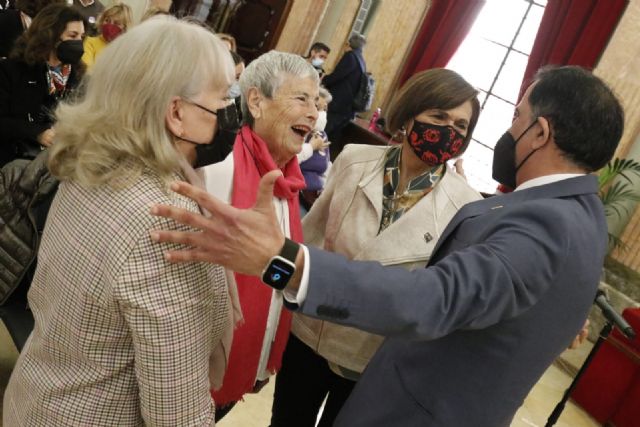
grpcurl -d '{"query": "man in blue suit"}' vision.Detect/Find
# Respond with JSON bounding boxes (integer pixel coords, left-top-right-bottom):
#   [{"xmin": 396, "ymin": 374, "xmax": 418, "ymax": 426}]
[{"xmin": 151, "ymin": 66, "xmax": 624, "ymax": 426}]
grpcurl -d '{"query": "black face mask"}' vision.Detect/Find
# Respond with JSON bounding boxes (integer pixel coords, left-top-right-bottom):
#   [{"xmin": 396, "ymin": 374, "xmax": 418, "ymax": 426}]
[
  {"xmin": 491, "ymin": 120, "xmax": 539, "ymax": 189},
  {"xmin": 56, "ymin": 40, "xmax": 84, "ymax": 64},
  {"xmin": 183, "ymin": 102, "xmax": 240, "ymax": 168}
]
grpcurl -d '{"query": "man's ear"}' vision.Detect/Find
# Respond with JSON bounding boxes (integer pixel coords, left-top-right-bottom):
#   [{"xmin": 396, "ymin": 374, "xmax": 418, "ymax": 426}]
[
  {"xmin": 165, "ymin": 96, "xmax": 184, "ymax": 138},
  {"xmin": 246, "ymin": 87, "xmax": 263, "ymax": 120},
  {"xmin": 532, "ymin": 116, "xmax": 551, "ymax": 149}
]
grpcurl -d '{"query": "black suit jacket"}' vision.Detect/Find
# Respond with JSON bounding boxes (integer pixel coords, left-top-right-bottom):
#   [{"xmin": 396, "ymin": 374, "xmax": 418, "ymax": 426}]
[
  {"xmin": 0, "ymin": 58, "xmax": 82, "ymax": 166},
  {"xmin": 323, "ymin": 49, "xmax": 365, "ymax": 115},
  {"xmin": 0, "ymin": 9, "xmax": 24, "ymax": 58}
]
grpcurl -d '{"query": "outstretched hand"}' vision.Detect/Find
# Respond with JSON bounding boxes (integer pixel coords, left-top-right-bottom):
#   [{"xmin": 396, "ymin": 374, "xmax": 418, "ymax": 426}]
[{"xmin": 149, "ymin": 170, "xmax": 285, "ymax": 276}]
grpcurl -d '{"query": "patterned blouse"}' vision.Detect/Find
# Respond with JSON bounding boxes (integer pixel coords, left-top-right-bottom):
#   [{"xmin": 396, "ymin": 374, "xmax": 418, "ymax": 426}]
[{"xmin": 378, "ymin": 146, "xmax": 444, "ymax": 233}]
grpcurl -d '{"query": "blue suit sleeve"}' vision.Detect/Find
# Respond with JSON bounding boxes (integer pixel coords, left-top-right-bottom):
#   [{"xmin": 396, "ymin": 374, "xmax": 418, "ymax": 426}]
[{"xmin": 299, "ymin": 202, "xmax": 571, "ymax": 340}]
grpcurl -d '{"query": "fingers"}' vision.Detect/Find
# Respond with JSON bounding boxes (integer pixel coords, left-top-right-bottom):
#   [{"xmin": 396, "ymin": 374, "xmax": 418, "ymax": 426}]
[
  {"xmin": 150, "ymin": 203, "xmax": 216, "ymax": 232},
  {"xmin": 167, "ymin": 181, "xmax": 236, "ymax": 219},
  {"xmin": 254, "ymin": 170, "xmax": 282, "ymax": 213}
]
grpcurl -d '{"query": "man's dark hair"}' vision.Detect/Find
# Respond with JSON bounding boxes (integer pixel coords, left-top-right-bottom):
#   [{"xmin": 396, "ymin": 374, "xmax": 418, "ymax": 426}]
[
  {"xmin": 529, "ymin": 66, "xmax": 624, "ymax": 172},
  {"xmin": 308, "ymin": 42, "xmax": 330, "ymax": 56}
]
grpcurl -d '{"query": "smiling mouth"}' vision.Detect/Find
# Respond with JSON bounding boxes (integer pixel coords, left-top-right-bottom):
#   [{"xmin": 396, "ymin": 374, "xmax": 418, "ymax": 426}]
[{"xmin": 291, "ymin": 125, "xmax": 310, "ymax": 137}]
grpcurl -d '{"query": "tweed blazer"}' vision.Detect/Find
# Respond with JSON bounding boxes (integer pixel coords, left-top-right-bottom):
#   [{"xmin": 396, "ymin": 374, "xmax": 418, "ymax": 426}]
[
  {"xmin": 3, "ymin": 168, "xmax": 231, "ymax": 426},
  {"xmin": 292, "ymin": 144, "xmax": 481, "ymax": 373}
]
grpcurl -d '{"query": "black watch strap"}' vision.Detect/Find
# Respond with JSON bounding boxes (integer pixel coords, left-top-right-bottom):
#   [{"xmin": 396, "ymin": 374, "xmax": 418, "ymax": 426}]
[{"xmin": 280, "ymin": 238, "xmax": 299, "ymax": 262}]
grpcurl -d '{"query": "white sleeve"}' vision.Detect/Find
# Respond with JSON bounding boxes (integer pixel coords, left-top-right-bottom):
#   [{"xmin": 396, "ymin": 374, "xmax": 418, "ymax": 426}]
[
  {"xmin": 283, "ymin": 244, "xmax": 310, "ymax": 304},
  {"xmin": 296, "ymin": 143, "xmax": 314, "ymax": 163}
]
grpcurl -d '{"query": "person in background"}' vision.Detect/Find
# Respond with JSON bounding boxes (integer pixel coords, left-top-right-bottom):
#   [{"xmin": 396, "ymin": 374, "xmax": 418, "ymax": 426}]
[
  {"xmin": 296, "ymin": 86, "xmax": 331, "ymax": 214},
  {"xmin": 272, "ymin": 68, "xmax": 481, "ymax": 427},
  {"xmin": 197, "ymin": 50, "xmax": 319, "ymax": 421},
  {"xmin": 217, "ymin": 32, "xmax": 236, "ymax": 52},
  {"xmin": 0, "ymin": 4, "xmax": 85, "ymax": 167},
  {"xmin": 2, "ymin": 16, "xmax": 240, "ymax": 426},
  {"xmin": 70, "ymin": 0, "xmax": 103, "ymax": 35},
  {"xmin": 304, "ymin": 41, "xmax": 330, "ymax": 78},
  {"xmin": 228, "ymin": 49, "xmax": 244, "ymax": 118},
  {"xmin": 0, "ymin": 0, "xmax": 65, "ymax": 58},
  {"xmin": 81, "ymin": 3, "xmax": 132, "ymax": 69},
  {"xmin": 323, "ymin": 33, "xmax": 365, "ymax": 147},
  {"xmin": 140, "ymin": 4, "xmax": 169, "ymax": 21}
]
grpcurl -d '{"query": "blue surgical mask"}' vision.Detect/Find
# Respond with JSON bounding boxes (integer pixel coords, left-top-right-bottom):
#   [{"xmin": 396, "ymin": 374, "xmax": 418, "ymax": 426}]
[
  {"xmin": 228, "ymin": 81, "xmax": 242, "ymax": 99},
  {"xmin": 311, "ymin": 57, "xmax": 324, "ymax": 67}
]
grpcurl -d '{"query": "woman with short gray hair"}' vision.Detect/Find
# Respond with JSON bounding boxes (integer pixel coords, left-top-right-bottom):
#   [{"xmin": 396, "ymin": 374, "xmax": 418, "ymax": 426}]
[{"xmin": 200, "ymin": 49, "xmax": 320, "ymax": 420}]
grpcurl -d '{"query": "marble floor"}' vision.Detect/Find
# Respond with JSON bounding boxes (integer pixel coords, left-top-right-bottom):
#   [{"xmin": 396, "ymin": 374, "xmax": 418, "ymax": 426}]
[{"xmin": 0, "ymin": 321, "xmax": 599, "ymax": 427}]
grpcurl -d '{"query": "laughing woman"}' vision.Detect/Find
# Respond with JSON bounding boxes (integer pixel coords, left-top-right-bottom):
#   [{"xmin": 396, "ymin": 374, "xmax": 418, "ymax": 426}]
[{"xmin": 199, "ymin": 50, "xmax": 319, "ymax": 420}]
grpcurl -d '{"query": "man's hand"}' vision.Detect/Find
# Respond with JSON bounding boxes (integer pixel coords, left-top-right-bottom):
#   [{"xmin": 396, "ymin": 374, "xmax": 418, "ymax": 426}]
[
  {"xmin": 149, "ymin": 170, "xmax": 284, "ymax": 276},
  {"xmin": 38, "ymin": 128, "xmax": 55, "ymax": 147}
]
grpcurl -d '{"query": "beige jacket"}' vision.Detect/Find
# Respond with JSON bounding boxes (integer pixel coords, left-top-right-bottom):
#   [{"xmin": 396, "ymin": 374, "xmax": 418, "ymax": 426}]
[{"xmin": 292, "ymin": 144, "xmax": 482, "ymax": 374}]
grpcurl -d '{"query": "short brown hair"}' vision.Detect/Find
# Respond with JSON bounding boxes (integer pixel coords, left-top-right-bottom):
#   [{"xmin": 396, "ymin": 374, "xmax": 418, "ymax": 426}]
[
  {"xmin": 11, "ymin": 3, "xmax": 85, "ymax": 72},
  {"xmin": 387, "ymin": 68, "xmax": 480, "ymax": 153}
]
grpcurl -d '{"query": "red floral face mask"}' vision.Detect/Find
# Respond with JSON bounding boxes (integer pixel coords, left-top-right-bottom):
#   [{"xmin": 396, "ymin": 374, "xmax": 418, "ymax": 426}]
[{"xmin": 407, "ymin": 120, "xmax": 465, "ymax": 165}]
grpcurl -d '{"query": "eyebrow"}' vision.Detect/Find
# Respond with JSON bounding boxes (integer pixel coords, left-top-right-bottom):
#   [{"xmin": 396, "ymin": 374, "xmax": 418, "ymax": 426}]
[{"xmin": 432, "ymin": 109, "xmax": 469, "ymax": 126}]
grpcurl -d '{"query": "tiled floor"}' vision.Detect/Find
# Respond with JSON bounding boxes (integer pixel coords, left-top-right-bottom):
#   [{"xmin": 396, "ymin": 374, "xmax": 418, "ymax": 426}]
[{"xmin": 0, "ymin": 321, "xmax": 599, "ymax": 427}]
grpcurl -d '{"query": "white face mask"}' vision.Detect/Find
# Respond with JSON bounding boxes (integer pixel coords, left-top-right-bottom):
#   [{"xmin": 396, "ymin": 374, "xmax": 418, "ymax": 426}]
[
  {"xmin": 315, "ymin": 111, "xmax": 327, "ymax": 131},
  {"xmin": 311, "ymin": 57, "xmax": 324, "ymax": 67}
]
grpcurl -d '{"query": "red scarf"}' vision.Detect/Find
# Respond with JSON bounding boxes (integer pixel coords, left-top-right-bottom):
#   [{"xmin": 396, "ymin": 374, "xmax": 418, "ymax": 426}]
[{"xmin": 212, "ymin": 125, "xmax": 305, "ymax": 405}]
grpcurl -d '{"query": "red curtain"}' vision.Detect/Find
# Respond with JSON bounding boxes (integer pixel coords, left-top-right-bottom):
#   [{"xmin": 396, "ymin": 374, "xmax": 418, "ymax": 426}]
[
  {"xmin": 399, "ymin": 0, "xmax": 486, "ymax": 84},
  {"xmin": 517, "ymin": 0, "xmax": 628, "ymax": 100}
]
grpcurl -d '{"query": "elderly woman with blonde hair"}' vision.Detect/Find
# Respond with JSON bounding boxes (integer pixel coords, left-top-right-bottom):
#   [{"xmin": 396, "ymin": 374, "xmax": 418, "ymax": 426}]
[{"xmin": 3, "ymin": 17, "xmax": 241, "ymax": 426}]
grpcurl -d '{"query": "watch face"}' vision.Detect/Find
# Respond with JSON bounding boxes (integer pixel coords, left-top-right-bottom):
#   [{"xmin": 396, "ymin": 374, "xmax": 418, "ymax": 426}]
[{"xmin": 262, "ymin": 257, "xmax": 296, "ymax": 290}]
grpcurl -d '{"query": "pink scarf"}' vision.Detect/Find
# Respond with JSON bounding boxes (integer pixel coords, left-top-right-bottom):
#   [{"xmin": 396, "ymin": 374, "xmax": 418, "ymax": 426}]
[{"xmin": 212, "ymin": 125, "xmax": 305, "ymax": 405}]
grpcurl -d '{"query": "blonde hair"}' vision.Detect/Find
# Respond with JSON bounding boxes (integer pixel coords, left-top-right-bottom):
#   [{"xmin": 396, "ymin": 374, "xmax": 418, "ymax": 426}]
[
  {"xmin": 141, "ymin": 6, "xmax": 170, "ymax": 22},
  {"xmin": 49, "ymin": 17, "xmax": 234, "ymax": 187},
  {"xmin": 97, "ymin": 3, "xmax": 133, "ymax": 30}
]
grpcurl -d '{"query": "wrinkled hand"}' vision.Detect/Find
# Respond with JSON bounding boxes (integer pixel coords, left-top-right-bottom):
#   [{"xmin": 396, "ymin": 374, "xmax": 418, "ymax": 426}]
[
  {"xmin": 568, "ymin": 319, "xmax": 590, "ymax": 350},
  {"xmin": 38, "ymin": 128, "xmax": 55, "ymax": 147},
  {"xmin": 309, "ymin": 134, "xmax": 330, "ymax": 152},
  {"xmin": 149, "ymin": 170, "xmax": 285, "ymax": 276}
]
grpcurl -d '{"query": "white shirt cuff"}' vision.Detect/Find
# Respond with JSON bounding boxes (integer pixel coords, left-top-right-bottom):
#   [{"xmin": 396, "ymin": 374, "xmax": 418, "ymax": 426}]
[{"xmin": 283, "ymin": 244, "xmax": 310, "ymax": 305}]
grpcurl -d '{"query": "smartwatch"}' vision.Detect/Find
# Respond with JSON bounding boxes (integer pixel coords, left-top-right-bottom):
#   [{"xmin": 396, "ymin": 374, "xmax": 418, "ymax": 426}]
[{"xmin": 261, "ymin": 238, "xmax": 300, "ymax": 290}]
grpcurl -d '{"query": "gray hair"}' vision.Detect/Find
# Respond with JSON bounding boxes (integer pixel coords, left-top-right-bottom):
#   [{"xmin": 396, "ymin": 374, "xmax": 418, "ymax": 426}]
[
  {"xmin": 319, "ymin": 86, "xmax": 332, "ymax": 104},
  {"xmin": 239, "ymin": 50, "xmax": 320, "ymax": 125},
  {"xmin": 348, "ymin": 33, "xmax": 366, "ymax": 50}
]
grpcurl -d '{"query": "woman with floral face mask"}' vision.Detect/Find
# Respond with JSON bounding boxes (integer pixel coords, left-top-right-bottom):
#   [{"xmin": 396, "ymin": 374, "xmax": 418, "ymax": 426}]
[
  {"xmin": 81, "ymin": 3, "xmax": 132, "ymax": 69},
  {"xmin": 0, "ymin": 4, "xmax": 85, "ymax": 166},
  {"xmin": 270, "ymin": 68, "xmax": 483, "ymax": 427}
]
